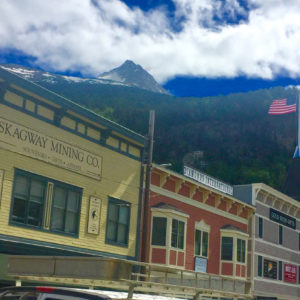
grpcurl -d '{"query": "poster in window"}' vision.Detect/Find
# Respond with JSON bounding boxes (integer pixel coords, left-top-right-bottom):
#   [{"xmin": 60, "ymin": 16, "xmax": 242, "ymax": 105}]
[
  {"xmin": 263, "ymin": 259, "xmax": 277, "ymax": 279},
  {"xmin": 284, "ymin": 263, "xmax": 297, "ymax": 283},
  {"xmin": 87, "ymin": 196, "xmax": 101, "ymax": 234},
  {"xmin": 195, "ymin": 256, "xmax": 207, "ymax": 273}
]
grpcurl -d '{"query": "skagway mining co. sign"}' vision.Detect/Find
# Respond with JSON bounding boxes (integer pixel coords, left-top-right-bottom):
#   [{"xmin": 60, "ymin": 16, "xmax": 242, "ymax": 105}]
[{"xmin": 0, "ymin": 117, "xmax": 102, "ymax": 180}]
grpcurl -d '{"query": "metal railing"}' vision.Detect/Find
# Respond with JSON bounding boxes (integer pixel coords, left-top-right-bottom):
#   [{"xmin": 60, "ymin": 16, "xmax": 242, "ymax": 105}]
[{"xmin": 6, "ymin": 255, "xmax": 252, "ymax": 299}]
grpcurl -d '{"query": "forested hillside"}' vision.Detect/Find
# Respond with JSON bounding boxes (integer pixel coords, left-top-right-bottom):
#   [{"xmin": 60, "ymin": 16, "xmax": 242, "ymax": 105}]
[{"xmin": 38, "ymin": 80, "xmax": 298, "ymax": 190}]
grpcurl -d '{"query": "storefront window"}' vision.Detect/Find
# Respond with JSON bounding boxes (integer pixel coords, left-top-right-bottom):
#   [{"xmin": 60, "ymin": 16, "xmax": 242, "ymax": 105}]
[
  {"xmin": 221, "ymin": 236, "xmax": 233, "ymax": 261},
  {"xmin": 171, "ymin": 219, "xmax": 185, "ymax": 249},
  {"xmin": 11, "ymin": 169, "xmax": 81, "ymax": 236},
  {"xmin": 195, "ymin": 229, "xmax": 209, "ymax": 257},
  {"xmin": 106, "ymin": 198, "xmax": 131, "ymax": 246},
  {"xmin": 237, "ymin": 238, "xmax": 246, "ymax": 263},
  {"xmin": 151, "ymin": 217, "xmax": 167, "ymax": 246}
]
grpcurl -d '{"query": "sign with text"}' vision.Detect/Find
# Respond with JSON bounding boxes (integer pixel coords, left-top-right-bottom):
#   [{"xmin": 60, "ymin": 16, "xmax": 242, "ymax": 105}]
[
  {"xmin": 87, "ymin": 196, "xmax": 101, "ymax": 234},
  {"xmin": 284, "ymin": 264, "xmax": 297, "ymax": 283},
  {"xmin": 184, "ymin": 165, "xmax": 233, "ymax": 195},
  {"xmin": 269, "ymin": 208, "xmax": 296, "ymax": 229},
  {"xmin": 0, "ymin": 117, "xmax": 102, "ymax": 180},
  {"xmin": 263, "ymin": 259, "xmax": 277, "ymax": 279},
  {"xmin": 195, "ymin": 256, "xmax": 207, "ymax": 273}
]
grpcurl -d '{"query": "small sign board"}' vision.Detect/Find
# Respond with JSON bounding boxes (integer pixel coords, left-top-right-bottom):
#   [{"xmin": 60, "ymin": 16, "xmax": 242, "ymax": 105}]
[
  {"xmin": 269, "ymin": 208, "xmax": 296, "ymax": 229},
  {"xmin": 87, "ymin": 196, "xmax": 101, "ymax": 234},
  {"xmin": 284, "ymin": 263, "xmax": 297, "ymax": 283},
  {"xmin": 195, "ymin": 256, "xmax": 207, "ymax": 273},
  {"xmin": 263, "ymin": 259, "xmax": 277, "ymax": 279}
]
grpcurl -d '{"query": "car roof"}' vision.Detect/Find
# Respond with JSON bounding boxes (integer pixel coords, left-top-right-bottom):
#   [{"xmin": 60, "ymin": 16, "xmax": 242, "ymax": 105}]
[{"xmin": 0, "ymin": 286, "xmax": 111, "ymax": 300}]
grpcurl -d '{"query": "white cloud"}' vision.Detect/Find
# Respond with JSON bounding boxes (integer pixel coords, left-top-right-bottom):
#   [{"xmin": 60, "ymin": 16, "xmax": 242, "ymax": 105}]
[{"xmin": 1, "ymin": 0, "xmax": 300, "ymax": 83}]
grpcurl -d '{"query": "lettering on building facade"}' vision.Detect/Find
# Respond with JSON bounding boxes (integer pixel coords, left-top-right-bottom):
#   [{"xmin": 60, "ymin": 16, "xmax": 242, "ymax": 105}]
[
  {"xmin": 0, "ymin": 117, "xmax": 102, "ymax": 180},
  {"xmin": 269, "ymin": 208, "xmax": 296, "ymax": 229},
  {"xmin": 183, "ymin": 165, "xmax": 233, "ymax": 195}
]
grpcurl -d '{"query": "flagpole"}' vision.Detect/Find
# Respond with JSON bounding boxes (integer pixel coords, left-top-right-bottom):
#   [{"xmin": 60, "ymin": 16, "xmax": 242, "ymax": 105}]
[{"xmin": 293, "ymin": 91, "xmax": 300, "ymax": 158}]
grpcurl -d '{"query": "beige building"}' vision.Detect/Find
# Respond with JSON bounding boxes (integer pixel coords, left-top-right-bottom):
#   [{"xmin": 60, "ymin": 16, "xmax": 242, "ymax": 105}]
[{"xmin": 0, "ymin": 67, "xmax": 145, "ymax": 277}]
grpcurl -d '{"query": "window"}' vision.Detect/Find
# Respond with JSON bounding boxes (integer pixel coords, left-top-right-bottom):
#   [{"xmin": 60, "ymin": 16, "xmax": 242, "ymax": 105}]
[
  {"xmin": 11, "ymin": 169, "xmax": 81, "ymax": 236},
  {"xmin": 171, "ymin": 219, "xmax": 185, "ymax": 249},
  {"xmin": 195, "ymin": 229, "xmax": 209, "ymax": 257},
  {"xmin": 12, "ymin": 173, "xmax": 46, "ymax": 227},
  {"xmin": 220, "ymin": 229, "xmax": 247, "ymax": 266},
  {"xmin": 237, "ymin": 238, "xmax": 246, "ymax": 263},
  {"xmin": 259, "ymin": 217, "xmax": 263, "ymax": 238},
  {"xmin": 221, "ymin": 237, "xmax": 233, "ymax": 261},
  {"xmin": 279, "ymin": 225, "xmax": 283, "ymax": 245},
  {"xmin": 258, "ymin": 255, "xmax": 262, "ymax": 277},
  {"xmin": 106, "ymin": 198, "xmax": 130, "ymax": 246},
  {"xmin": 151, "ymin": 217, "xmax": 167, "ymax": 246},
  {"xmin": 278, "ymin": 261, "xmax": 282, "ymax": 280},
  {"xmin": 51, "ymin": 186, "xmax": 80, "ymax": 234}
]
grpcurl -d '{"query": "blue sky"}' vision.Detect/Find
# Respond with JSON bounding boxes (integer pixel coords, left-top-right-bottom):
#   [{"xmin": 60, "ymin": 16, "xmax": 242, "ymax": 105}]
[{"xmin": 1, "ymin": 0, "xmax": 300, "ymax": 97}]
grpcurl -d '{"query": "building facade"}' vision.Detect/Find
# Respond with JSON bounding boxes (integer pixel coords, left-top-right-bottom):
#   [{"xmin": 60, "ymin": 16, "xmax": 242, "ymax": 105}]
[
  {"xmin": 0, "ymin": 68, "xmax": 145, "ymax": 265},
  {"xmin": 145, "ymin": 165, "xmax": 254, "ymax": 282},
  {"xmin": 234, "ymin": 183, "xmax": 300, "ymax": 300}
]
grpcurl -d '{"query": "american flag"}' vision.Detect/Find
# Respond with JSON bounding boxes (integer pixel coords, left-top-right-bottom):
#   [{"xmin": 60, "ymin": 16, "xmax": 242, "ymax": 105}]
[{"xmin": 268, "ymin": 98, "xmax": 297, "ymax": 115}]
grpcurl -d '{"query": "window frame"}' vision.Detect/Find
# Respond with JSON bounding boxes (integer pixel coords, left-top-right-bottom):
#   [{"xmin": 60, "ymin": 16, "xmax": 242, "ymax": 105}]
[
  {"xmin": 279, "ymin": 225, "xmax": 283, "ymax": 245},
  {"xmin": 10, "ymin": 169, "xmax": 82, "ymax": 237},
  {"xmin": 105, "ymin": 197, "xmax": 131, "ymax": 247},
  {"xmin": 171, "ymin": 218, "xmax": 185, "ymax": 250},
  {"xmin": 11, "ymin": 170, "xmax": 47, "ymax": 228},
  {"xmin": 194, "ymin": 220, "xmax": 210, "ymax": 259},
  {"xmin": 258, "ymin": 217, "xmax": 263, "ymax": 238},
  {"xmin": 151, "ymin": 216, "xmax": 167, "ymax": 246},
  {"xmin": 220, "ymin": 229, "xmax": 248, "ymax": 266},
  {"xmin": 237, "ymin": 238, "xmax": 246, "ymax": 263},
  {"xmin": 50, "ymin": 181, "xmax": 82, "ymax": 236}
]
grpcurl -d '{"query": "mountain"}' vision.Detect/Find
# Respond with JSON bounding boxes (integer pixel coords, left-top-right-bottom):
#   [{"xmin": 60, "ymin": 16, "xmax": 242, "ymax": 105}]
[
  {"xmin": 1, "ymin": 61, "xmax": 170, "ymax": 95},
  {"xmin": 0, "ymin": 63, "xmax": 298, "ymax": 192},
  {"xmin": 98, "ymin": 60, "xmax": 170, "ymax": 95}
]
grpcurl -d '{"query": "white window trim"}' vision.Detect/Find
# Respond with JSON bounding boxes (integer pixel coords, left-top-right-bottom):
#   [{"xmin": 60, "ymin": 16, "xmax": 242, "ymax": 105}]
[
  {"xmin": 194, "ymin": 220, "xmax": 210, "ymax": 259},
  {"xmin": 219, "ymin": 229, "xmax": 249, "ymax": 278},
  {"xmin": 150, "ymin": 207, "xmax": 189, "ymax": 268}
]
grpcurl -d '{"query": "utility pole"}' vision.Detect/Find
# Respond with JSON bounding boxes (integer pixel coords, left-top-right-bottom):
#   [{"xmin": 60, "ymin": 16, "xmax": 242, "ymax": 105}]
[{"xmin": 141, "ymin": 110, "xmax": 155, "ymax": 263}]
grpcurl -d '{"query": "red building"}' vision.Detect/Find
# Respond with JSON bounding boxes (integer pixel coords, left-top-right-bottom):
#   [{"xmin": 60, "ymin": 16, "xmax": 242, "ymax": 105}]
[{"xmin": 144, "ymin": 164, "xmax": 255, "ymax": 279}]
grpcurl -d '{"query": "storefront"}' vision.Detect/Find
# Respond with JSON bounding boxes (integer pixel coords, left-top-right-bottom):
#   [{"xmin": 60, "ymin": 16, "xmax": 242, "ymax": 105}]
[
  {"xmin": 145, "ymin": 165, "xmax": 254, "ymax": 279},
  {"xmin": 234, "ymin": 184, "xmax": 300, "ymax": 300},
  {"xmin": 0, "ymin": 68, "xmax": 145, "ymax": 266}
]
